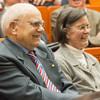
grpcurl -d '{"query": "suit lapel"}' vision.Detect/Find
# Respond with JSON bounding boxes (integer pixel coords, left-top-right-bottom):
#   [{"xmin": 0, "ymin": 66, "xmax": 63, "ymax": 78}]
[
  {"xmin": 34, "ymin": 46, "xmax": 62, "ymax": 90},
  {"xmin": 23, "ymin": 54, "xmax": 46, "ymax": 86}
]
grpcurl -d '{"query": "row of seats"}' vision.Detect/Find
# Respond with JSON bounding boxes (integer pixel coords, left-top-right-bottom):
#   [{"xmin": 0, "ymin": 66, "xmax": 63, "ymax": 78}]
[
  {"xmin": 37, "ymin": 5, "xmax": 100, "ymax": 43},
  {"xmin": 89, "ymin": 0, "xmax": 100, "ymax": 5},
  {"xmin": 84, "ymin": 47, "xmax": 100, "ymax": 63}
]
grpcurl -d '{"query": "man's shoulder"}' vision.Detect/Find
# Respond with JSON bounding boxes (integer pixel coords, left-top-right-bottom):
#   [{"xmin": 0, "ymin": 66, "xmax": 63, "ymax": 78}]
[
  {"xmin": 36, "ymin": 42, "xmax": 51, "ymax": 53},
  {"xmin": 0, "ymin": 42, "xmax": 12, "ymax": 56},
  {"xmin": 87, "ymin": 8, "xmax": 100, "ymax": 15},
  {"xmin": 35, "ymin": 42, "xmax": 54, "ymax": 60}
]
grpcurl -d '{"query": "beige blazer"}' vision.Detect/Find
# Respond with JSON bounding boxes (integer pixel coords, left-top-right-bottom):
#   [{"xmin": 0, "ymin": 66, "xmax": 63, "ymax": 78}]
[
  {"xmin": 51, "ymin": 5, "xmax": 100, "ymax": 45},
  {"xmin": 54, "ymin": 44, "xmax": 100, "ymax": 95}
]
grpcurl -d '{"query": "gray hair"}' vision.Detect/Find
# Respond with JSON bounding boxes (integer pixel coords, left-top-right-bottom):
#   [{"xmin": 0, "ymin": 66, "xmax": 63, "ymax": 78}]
[
  {"xmin": 54, "ymin": 7, "xmax": 87, "ymax": 44},
  {"xmin": 1, "ymin": 3, "xmax": 40, "ymax": 35}
]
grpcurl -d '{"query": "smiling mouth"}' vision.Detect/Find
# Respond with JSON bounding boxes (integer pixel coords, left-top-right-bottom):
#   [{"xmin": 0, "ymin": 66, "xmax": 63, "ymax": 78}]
[
  {"xmin": 32, "ymin": 35, "xmax": 41, "ymax": 38},
  {"xmin": 81, "ymin": 37, "xmax": 88, "ymax": 40},
  {"xmin": 73, "ymin": 0, "xmax": 80, "ymax": 1}
]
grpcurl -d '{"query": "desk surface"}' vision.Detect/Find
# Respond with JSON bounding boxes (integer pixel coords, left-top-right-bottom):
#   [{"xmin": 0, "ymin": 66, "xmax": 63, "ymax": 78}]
[{"xmin": 73, "ymin": 91, "xmax": 100, "ymax": 100}]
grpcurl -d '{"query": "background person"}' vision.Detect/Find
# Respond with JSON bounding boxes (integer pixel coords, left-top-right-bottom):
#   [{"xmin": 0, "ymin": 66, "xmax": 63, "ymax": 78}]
[{"xmin": 54, "ymin": 7, "xmax": 100, "ymax": 95}]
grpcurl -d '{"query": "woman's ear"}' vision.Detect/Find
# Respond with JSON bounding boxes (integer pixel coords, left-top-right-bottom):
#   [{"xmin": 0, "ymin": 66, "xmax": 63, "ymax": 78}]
[
  {"xmin": 64, "ymin": 28, "xmax": 70, "ymax": 39},
  {"xmin": 66, "ymin": 31, "xmax": 70, "ymax": 39},
  {"xmin": 66, "ymin": 34, "xmax": 70, "ymax": 39},
  {"xmin": 64, "ymin": 28, "xmax": 67, "ymax": 32},
  {"xmin": 9, "ymin": 21, "xmax": 17, "ymax": 34}
]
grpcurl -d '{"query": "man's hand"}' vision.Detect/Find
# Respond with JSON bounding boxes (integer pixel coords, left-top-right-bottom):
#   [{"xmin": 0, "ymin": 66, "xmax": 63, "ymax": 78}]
[{"xmin": 20, "ymin": 0, "xmax": 46, "ymax": 5}]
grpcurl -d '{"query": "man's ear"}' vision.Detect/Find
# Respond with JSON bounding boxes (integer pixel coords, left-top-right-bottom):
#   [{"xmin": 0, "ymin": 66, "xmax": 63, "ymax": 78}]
[{"xmin": 9, "ymin": 21, "xmax": 17, "ymax": 34}]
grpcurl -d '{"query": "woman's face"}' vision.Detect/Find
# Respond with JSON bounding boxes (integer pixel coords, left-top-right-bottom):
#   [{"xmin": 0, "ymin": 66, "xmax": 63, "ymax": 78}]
[{"xmin": 66, "ymin": 15, "xmax": 90, "ymax": 50}]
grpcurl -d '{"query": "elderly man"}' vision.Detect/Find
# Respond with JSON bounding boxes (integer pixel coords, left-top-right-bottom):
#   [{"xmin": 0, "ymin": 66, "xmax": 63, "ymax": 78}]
[
  {"xmin": 0, "ymin": 3, "xmax": 81, "ymax": 100},
  {"xmin": 51, "ymin": 0, "xmax": 100, "ymax": 47}
]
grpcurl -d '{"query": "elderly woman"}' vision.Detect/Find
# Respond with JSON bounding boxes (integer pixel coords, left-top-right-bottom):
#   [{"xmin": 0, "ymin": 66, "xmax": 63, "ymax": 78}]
[{"xmin": 54, "ymin": 7, "xmax": 100, "ymax": 95}]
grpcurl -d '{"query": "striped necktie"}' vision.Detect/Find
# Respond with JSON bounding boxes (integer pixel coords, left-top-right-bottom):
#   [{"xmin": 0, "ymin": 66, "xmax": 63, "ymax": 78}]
[{"xmin": 28, "ymin": 51, "xmax": 61, "ymax": 92}]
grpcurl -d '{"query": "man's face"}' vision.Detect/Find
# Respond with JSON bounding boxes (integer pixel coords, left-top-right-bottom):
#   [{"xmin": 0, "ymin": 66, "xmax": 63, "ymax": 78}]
[
  {"xmin": 13, "ymin": 11, "xmax": 44, "ymax": 50},
  {"xmin": 69, "ymin": 0, "xmax": 86, "ymax": 8}
]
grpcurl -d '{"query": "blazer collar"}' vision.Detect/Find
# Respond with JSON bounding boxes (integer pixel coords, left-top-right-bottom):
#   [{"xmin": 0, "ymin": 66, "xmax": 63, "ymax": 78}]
[
  {"xmin": 34, "ymin": 41, "xmax": 47, "ymax": 59},
  {"xmin": 59, "ymin": 44, "xmax": 96, "ymax": 70},
  {"xmin": 60, "ymin": 44, "xmax": 80, "ymax": 66},
  {"xmin": 35, "ymin": 47, "xmax": 47, "ymax": 59}
]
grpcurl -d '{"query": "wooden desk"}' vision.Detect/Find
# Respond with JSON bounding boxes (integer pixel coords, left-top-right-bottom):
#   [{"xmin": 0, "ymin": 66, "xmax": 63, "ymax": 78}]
[{"xmin": 73, "ymin": 91, "xmax": 100, "ymax": 100}]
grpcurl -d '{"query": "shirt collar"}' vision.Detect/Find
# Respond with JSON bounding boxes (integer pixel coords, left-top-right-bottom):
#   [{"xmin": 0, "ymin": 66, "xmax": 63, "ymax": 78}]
[
  {"xmin": 65, "ymin": 44, "xmax": 84, "ymax": 55},
  {"xmin": 8, "ymin": 38, "xmax": 30, "ymax": 54}
]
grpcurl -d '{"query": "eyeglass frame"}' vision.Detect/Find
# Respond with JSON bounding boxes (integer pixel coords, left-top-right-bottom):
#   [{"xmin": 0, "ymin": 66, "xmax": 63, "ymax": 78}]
[
  {"xmin": 68, "ymin": 24, "xmax": 91, "ymax": 32},
  {"xmin": 27, "ymin": 21, "xmax": 45, "ymax": 28},
  {"xmin": 13, "ymin": 19, "xmax": 45, "ymax": 28}
]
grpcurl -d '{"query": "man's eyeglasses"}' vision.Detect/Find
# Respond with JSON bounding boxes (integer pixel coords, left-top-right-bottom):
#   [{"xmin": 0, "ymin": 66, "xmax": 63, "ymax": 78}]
[
  {"xmin": 13, "ymin": 19, "xmax": 45, "ymax": 28},
  {"xmin": 28, "ymin": 21, "xmax": 45, "ymax": 28}
]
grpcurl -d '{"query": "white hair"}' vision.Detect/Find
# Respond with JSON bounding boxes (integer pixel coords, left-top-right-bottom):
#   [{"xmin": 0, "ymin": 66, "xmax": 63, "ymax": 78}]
[{"xmin": 1, "ymin": 3, "xmax": 40, "ymax": 34}]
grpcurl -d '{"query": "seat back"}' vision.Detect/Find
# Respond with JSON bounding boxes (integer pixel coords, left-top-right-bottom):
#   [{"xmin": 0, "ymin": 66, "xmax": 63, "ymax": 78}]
[
  {"xmin": 86, "ymin": 5, "xmax": 100, "ymax": 12},
  {"xmin": 0, "ymin": 38, "xmax": 4, "ymax": 42},
  {"xmin": 36, "ymin": 6, "xmax": 49, "ymax": 41},
  {"xmin": 48, "ymin": 6, "xmax": 61, "ymax": 42},
  {"xmin": 89, "ymin": 0, "xmax": 100, "ymax": 5},
  {"xmin": 84, "ymin": 47, "xmax": 100, "ymax": 63},
  {"xmin": 0, "ymin": 7, "xmax": 3, "ymax": 12}
]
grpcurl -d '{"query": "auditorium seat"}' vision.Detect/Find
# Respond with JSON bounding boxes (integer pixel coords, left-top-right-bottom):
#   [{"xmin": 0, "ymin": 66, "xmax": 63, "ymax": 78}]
[
  {"xmin": 48, "ymin": 6, "xmax": 61, "ymax": 42},
  {"xmin": 89, "ymin": 0, "xmax": 100, "ymax": 6},
  {"xmin": 36, "ymin": 6, "xmax": 50, "ymax": 41},
  {"xmin": 84, "ymin": 47, "xmax": 100, "ymax": 63},
  {"xmin": 0, "ymin": 38, "xmax": 4, "ymax": 42},
  {"xmin": 86, "ymin": 5, "xmax": 100, "ymax": 12}
]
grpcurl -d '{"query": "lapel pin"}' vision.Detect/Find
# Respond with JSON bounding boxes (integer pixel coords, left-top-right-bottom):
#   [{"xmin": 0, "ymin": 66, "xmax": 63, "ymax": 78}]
[{"xmin": 51, "ymin": 64, "xmax": 55, "ymax": 68}]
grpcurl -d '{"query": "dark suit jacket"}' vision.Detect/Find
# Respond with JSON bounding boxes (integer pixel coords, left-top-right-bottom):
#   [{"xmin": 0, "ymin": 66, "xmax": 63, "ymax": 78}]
[{"xmin": 0, "ymin": 36, "xmax": 80, "ymax": 100}]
